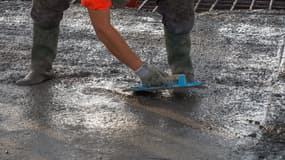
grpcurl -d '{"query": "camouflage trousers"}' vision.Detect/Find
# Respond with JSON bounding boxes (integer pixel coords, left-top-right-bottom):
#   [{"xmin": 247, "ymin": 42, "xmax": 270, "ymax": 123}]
[{"xmin": 31, "ymin": 0, "xmax": 195, "ymax": 34}]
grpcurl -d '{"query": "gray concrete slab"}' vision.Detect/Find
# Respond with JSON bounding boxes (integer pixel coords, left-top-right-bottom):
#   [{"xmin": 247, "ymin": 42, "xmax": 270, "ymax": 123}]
[{"xmin": 0, "ymin": 1, "xmax": 284, "ymax": 160}]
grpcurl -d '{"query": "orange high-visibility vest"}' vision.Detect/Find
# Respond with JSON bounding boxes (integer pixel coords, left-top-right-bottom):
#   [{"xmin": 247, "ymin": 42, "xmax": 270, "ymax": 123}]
[
  {"xmin": 81, "ymin": 0, "xmax": 138, "ymax": 10},
  {"xmin": 81, "ymin": 0, "xmax": 112, "ymax": 10}
]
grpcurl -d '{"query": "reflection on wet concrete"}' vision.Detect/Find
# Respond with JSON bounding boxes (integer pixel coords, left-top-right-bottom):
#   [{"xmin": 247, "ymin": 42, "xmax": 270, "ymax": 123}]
[
  {"xmin": 25, "ymin": 84, "xmax": 54, "ymax": 128},
  {"xmin": 1, "ymin": 1, "xmax": 285, "ymax": 160}
]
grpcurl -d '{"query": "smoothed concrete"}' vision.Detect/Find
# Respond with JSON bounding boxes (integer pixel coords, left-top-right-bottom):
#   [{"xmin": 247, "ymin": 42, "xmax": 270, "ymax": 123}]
[{"xmin": 0, "ymin": 1, "xmax": 284, "ymax": 160}]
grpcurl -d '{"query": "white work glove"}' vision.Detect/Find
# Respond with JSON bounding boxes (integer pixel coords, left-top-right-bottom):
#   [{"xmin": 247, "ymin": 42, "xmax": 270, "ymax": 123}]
[{"xmin": 135, "ymin": 63, "xmax": 171, "ymax": 86}]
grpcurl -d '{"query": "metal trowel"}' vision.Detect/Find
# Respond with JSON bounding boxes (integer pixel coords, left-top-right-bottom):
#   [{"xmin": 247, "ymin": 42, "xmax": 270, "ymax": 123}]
[{"xmin": 124, "ymin": 74, "xmax": 203, "ymax": 92}]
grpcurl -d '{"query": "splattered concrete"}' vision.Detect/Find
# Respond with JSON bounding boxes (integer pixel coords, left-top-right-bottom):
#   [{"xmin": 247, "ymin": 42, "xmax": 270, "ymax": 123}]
[{"xmin": 0, "ymin": 1, "xmax": 284, "ymax": 160}]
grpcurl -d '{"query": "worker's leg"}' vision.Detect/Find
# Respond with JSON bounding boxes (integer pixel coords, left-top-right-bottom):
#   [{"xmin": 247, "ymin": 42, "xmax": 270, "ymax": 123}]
[
  {"xmin": 112, "ymin": 0, "xmax": 130, "ymax": 8},
  {"xmin": 157, "ymin": 0, "xmax": 195, "ymax": 81},
  {"xmin": 111, "ymin": 0, "xmax": 138, "ymax": 8},
  {"xmin": 16, "ymin": 0, "xmax": 71, "ymax": 85},
  {"xmin": 157, "ymin": 0, "xmax": 195, "ymax": 95}
]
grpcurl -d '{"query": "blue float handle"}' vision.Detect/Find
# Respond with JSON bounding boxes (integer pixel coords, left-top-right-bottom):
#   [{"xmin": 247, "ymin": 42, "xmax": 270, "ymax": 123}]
[{"xmin": 178, "ymin": 74, "xmax": 186, "ymax": 86}]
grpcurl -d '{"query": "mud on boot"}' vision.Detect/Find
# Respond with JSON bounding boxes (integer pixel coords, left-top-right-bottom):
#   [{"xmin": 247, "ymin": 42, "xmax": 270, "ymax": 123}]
[
  {"xmin": 171, "ymin": 73, "xmax": 195, "ymax": 98},
  {"xmin": 16, "ymin": 23, "xmax": 59, "ymax": 86},
  {"xmin": 164, "ymin": 30, "xmax": 195, "ymax": 97},
  {"xmin": 16, "ymin": 70, "xmax": 54, "ymax": 86}
]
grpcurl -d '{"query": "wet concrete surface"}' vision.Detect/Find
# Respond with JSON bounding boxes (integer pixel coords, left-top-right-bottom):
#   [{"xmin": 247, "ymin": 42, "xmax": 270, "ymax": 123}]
[{"xmin": 1, "ymin": 1, "xmax": 285, "ymax": 160}]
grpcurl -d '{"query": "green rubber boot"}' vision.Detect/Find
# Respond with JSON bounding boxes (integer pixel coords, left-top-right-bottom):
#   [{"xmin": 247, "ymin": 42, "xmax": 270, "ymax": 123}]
[
  {"xmin": 16, "ymin": 23, "xmax": 59, "ymax": 86},
  {"xmin": 165, "ymin": 29, "xmax": 194, "ymax": 96}
]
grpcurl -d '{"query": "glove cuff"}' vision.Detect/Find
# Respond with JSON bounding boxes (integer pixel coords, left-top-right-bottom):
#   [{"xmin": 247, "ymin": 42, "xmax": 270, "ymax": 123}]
[{"xmin": 135, "ymin": 63, "xmax": 150, "ymax": 78}]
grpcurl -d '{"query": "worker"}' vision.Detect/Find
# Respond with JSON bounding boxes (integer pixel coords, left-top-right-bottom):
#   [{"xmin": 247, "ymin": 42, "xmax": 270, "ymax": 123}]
[{"xmin": 16, "ymin": 0, "xmax": 195, "ymax": 95}]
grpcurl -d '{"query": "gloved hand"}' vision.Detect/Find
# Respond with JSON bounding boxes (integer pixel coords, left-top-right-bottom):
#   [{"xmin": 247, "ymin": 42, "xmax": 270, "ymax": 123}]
[{"xmin": 135, "ymin": 63, "xmax": 171, "ymax": 86}]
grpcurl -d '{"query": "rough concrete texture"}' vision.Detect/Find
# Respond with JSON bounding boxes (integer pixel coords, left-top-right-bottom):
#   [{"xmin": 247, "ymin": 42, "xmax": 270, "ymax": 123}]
[{"xmin": 0, "ymin": 1, "xmax": 285, "ymax": 160}]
